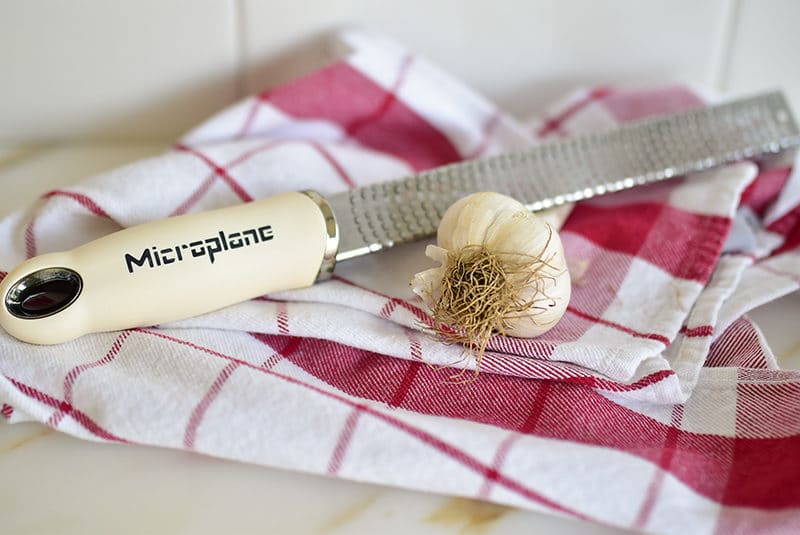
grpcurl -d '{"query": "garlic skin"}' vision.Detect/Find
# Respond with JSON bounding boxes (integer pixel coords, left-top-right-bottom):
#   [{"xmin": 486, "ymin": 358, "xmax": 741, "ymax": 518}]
[{"xmin": 411, "ymin": 192, "xmax": 571, "ymax": 338}]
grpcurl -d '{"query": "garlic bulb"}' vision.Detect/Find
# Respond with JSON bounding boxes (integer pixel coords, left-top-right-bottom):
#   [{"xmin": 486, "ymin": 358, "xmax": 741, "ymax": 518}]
[{"xmin": 411, "ymin": 192, "xmax": 571, "ymax": 349}]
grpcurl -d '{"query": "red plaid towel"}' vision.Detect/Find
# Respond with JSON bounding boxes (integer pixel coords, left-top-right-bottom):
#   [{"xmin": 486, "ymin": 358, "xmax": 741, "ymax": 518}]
[{"xmin": 2, "ymin": 30, "xmax": 800, "ymax": 534}]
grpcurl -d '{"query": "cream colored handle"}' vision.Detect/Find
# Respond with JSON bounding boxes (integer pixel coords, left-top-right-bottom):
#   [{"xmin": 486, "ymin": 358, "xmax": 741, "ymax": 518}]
[{"xmin": 0, "ymin": 191, "xmax": 337, "ymax": 345}]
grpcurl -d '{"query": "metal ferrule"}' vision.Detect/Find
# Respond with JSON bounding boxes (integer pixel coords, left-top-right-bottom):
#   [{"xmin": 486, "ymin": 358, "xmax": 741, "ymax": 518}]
[{"xmin": 301, "ymin": 190, "xmax": 339, "ymax": 281}]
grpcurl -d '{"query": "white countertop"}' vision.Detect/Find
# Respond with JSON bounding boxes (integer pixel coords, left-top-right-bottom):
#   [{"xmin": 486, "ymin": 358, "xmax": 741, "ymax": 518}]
[{"xmin": 1, "ymin": 144, "xmax": 798, "ymax": 534}]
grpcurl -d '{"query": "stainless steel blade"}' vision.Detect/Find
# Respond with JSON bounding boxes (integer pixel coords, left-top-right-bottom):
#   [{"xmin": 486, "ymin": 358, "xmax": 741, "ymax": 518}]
[{"xmin": 328, "ymin": 91, "xmax": 800, "ymax": 262}]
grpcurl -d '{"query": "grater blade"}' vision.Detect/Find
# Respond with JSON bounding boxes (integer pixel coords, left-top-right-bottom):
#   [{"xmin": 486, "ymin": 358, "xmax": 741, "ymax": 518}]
[{"xmin": 328, "ymin": 91, "xmax": 800, "ymax": 262}]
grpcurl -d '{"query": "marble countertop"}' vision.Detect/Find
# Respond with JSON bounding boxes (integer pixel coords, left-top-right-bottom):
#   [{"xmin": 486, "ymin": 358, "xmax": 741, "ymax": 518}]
[{"xmin": 1, "ymin": 144, "xmax": 798, "ymax": 534}]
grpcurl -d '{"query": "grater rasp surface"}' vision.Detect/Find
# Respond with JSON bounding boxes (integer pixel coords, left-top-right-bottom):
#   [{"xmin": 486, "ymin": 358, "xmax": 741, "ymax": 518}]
[{"xmin": 328, "ymin": 91, "xmax": 800, "ymax": 262}]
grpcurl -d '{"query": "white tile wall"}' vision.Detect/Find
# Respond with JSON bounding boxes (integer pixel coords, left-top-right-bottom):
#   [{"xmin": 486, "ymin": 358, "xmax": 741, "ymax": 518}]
[
  {"xmin": 0, "ymin": 0, "xmax": 239, "ymax": 141},
  {"xmin": 722, "ymin": 0, "xmax": 800, "ymax": 103},
  {"xmin": 0, "ymin": 0, "xmax": 798, "ymax": 142}
]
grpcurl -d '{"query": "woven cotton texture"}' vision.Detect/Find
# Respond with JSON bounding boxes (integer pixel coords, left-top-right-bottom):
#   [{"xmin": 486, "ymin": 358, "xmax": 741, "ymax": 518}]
[{"xmin": 2, "ymin": 30, "xmax": 800, "ymax": 534}]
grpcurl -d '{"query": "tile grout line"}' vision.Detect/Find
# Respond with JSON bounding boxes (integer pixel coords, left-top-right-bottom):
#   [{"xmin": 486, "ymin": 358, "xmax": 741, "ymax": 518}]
[
  {"xmin": 712, "ymin": 0, "xmax": 742, "ymax": 93},
  {"xmin": 233, "ymin": 0, "xmax": 249, "ymax": 99}
]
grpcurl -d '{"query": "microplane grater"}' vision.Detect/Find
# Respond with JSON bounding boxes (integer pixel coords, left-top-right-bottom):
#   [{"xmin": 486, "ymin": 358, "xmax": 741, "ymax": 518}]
[{"xmin": 329, "ymin": 91, "xmax": 800, "ymax": 261}]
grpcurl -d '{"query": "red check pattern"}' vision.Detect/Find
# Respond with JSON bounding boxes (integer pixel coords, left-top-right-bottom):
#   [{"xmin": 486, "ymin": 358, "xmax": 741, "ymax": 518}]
[{"xmin": 2, "ymin": 29, "xmax": 800, "ymax": 534}]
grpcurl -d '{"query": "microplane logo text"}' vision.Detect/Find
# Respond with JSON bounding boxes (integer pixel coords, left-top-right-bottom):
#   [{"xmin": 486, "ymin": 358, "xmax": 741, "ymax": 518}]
[{"xmin": 124, "ymin": 225, "xmax": 273, "ymax": 274}]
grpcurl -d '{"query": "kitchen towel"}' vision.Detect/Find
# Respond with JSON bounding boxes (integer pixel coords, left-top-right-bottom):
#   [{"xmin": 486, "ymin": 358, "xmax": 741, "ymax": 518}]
[{"xmin": 2, "ymin": 29, "xmax": 800, "ymax": 534}]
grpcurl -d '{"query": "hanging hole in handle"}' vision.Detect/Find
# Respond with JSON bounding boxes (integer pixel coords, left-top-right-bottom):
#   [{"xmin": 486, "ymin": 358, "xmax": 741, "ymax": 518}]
[{"xmin": 4, "ymin": 268, "xmax": 83, "ymax": 319}]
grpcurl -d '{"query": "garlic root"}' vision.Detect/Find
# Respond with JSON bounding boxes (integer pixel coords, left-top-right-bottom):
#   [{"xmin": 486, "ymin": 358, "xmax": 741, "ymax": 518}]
[{"xmin": 411, "ymin": 192, "xmax": 571, "ymax": 377}]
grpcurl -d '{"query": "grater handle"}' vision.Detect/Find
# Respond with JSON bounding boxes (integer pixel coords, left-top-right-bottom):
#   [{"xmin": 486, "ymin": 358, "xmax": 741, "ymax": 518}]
[{"xmin": 0, "ymin": 191, "xmax": 338, "ymax": 345}]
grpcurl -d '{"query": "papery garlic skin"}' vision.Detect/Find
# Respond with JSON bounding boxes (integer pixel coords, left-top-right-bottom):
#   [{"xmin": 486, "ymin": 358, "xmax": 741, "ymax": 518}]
[{"xmin": 411, "ymin": 192, "xmax": 571, "ymax": 338}]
